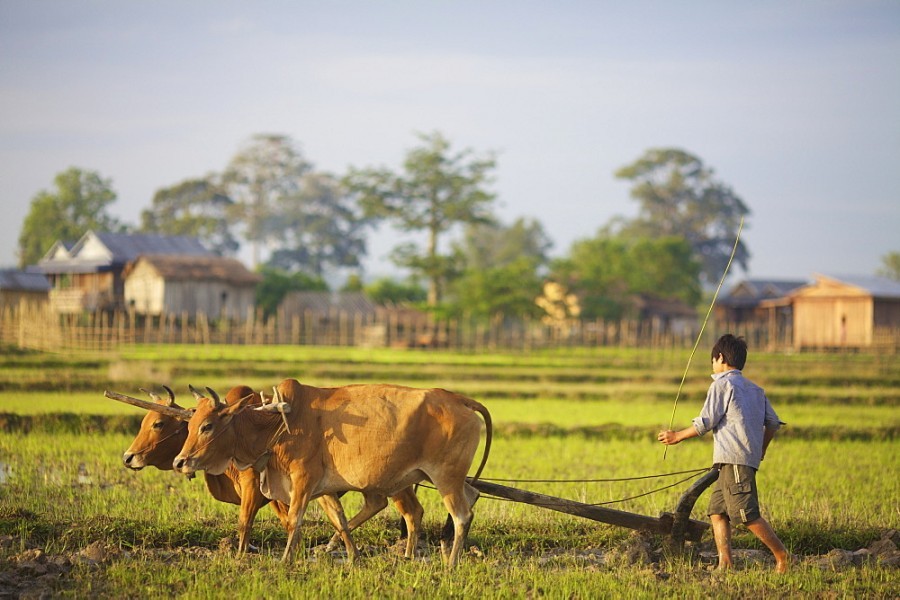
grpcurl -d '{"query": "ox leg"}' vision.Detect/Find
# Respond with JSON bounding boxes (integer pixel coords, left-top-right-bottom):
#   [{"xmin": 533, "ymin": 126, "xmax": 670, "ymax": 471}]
[
  {"xmin": 324, "ymin": 493, "xmax": 389, "ymax": 552},
  {"xmin": 391, "ymin": 486, "xmax": 424, "ymax": 559},
  {"xmin": 236, "ymin": 479, "xmax": 267, "ymax": 555},
  {"xmin": 316, "ymin": 494, "xmax": 358, "ymax": 563},
  {"xmin": 282, "ymin": 495, "xmax": 311, "ymax": 562},
  {"xmin": 437, "ymin": 484, "xmax": 475, "ymax": 568},
  {"xmin": 269, "ymin": 500, "xmax": 291, "ymax": 532}
]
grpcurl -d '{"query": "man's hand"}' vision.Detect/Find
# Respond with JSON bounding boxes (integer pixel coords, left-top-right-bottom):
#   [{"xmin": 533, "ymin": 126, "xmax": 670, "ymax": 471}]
[{"xmin": 657, "ymin": 430, "xmax": 681, "ymax": 445}]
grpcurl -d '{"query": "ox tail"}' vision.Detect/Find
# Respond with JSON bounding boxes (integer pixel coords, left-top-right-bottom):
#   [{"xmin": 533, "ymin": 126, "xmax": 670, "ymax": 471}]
[{"xmin": 465, "ymin": 398, "xmax": 493, "ymax": 483}]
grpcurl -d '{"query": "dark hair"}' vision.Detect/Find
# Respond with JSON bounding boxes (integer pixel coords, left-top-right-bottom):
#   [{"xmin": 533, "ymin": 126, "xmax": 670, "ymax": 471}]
[{"xmin": 712, "ymin": 334, "xmax": 748, "ymax": 370}]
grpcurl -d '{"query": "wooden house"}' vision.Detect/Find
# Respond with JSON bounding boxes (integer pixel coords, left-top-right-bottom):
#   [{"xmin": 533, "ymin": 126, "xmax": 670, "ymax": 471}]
[
  {"xmin": 715, "ymin": 279, "xmax": 808, "ymax": 324},
  {"xmin": 37, "ymin": 231, "xmax": 213, "ymax": 313},
  {"xmin": 761, "ymin": 274, "xmax": 900, "ymax": 350},
  {"xmin": 0, "ymin": 269, "xmax": 50, "ymax": 309},
  {"xmin": 630, "ymin": 294, "xmax": 698, "ymax": 336},
  {"xmin": 124, "ymin": 255, "xmax": 261, "ymax": 320}
]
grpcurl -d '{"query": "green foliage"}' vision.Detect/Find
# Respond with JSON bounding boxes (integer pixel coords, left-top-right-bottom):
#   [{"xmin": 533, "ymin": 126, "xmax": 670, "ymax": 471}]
[
  {"xmin": 17, "ymin": 167, "xmax": 125, "ymax": 267},
  {"xmin": 614, "ymin": 148, "xmax": 749, "ymax": 285},
  {"xmin": 363, "ymin": 276, "xmax": 427, "ymax": 305},
  {"xmin": 139, "ymin": 178, "xmax": 238, "ymax": 256},
  {"xmin": 447, "ymin": 218, "xmax": 551, "ymax": 320},
  {"xmin": 553, "ymin": 232, "xmax": 701, "ymax": 319},
  {"xmin": 254, "ymin": 266, "xmax": 327, "ymax": 318},
  {"xmin": 344, "ymin": 131, "xmax": 497, "ymax": 305},
  {"xmin": 877, "ymin": 251, "xmax": 900, "ymax": 281},
  {"xmin": 221, "ymin": 134, "xmax": 312, "ymax": 266},
  {"xmin": 267, "ymin": 171, "xmax": 371, "ymax": 278}
]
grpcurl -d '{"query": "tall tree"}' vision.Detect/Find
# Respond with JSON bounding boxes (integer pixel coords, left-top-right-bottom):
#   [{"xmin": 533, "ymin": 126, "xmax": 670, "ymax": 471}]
[
  {"xmin": 450, "ymin": 218, "xmax": 552, "ymax": 320},
  {"xmin": 222, "ymin": 134, "xmax": 312, "ymax": 267},
  {"xmin": 139, "ymin": 178, "xmax": 239, "ymax": 256},
  {"xmin": 614, "ymin": 148, "xmax": 749, "ymax": 285},
  {"xmin": 552, "ymin": 231, "xmax": 701, "ymax": 320},
  {"xmin": 266, "ymin": 172, "xmax": 370, "ymax": 278},
  {"xmin": 344, "ymin": 132, "xmax": 497, "ymax": 306},
  {"xmin": 17, "ymin": 167, "xmax": 124, "ymax": 267}
]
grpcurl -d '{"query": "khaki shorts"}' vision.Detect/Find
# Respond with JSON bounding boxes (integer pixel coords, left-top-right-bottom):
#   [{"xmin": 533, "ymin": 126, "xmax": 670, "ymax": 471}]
[{"xmin": 707, "ymin": 464, "xmax": 761, "ymax": 524}]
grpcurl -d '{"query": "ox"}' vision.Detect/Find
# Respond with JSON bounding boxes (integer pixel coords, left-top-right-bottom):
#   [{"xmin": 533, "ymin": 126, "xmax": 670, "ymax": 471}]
[
  {"xmin": 119, "ymin": 385, "xmax": 425, "ymax": 561},
  {"xmin": 118, "ymin": 385, "xmax": 290, "ymax": 553},
  {"xmin": 172, "ymin": 379, "xmax": 492, "ymax": 568}
]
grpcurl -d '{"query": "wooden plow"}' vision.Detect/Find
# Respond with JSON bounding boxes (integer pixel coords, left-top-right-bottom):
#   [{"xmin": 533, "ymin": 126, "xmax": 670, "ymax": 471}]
[{"xmin": 468, "ymin": 467, "xmax": 720, "ymax": 547}]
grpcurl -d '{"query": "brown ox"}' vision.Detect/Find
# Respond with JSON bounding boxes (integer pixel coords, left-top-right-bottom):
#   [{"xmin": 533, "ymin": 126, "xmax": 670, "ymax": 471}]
[
  {"xmin": 120, "ymin": 385, "xmax": 289, "ymax": 554},
  {"xmin": 117, "ymin": 385, "xmax": 423, "ymax": 559},
  {"xmin": 172, "ymin": 379, "xmax": 492, "ymax": 568}
]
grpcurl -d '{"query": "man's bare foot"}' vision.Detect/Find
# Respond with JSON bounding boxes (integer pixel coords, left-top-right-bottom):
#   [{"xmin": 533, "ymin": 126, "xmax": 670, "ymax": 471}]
[{"xmin": 774, "ymin": 552, "xmax": 791, "ymax": 573}]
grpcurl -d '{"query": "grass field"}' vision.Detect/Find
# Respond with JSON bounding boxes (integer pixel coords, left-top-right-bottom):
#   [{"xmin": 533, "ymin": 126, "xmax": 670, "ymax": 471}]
[{"xmin": 1, "ymin": 344, "xmax": 898, "ymax": 597}]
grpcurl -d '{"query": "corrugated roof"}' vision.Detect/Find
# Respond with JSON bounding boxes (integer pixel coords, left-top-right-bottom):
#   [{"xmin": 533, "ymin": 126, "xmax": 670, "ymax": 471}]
[
  {"xmin": 90, "ymin": 232, "xmax": 212, "ymax": 262},
  {"xmin": 818, "ymin": 274, "xmax": 900, "ymax": 299},
  {"xmin": 129, "ymin": 255, "xmax": 261, "ymax": 286},
  {"xmin": 0, "ymin": 269, "xmax": 51, "ymax": 292},
  {"xmin": 720, "ymin": 278, "xmax": 808, "ymax": 307}
]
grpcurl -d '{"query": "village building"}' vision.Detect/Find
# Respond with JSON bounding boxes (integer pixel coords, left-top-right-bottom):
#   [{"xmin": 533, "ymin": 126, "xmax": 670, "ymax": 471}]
[
  {"xmin": 36, "ymin": 230, "xmax": 218, "ymax": 313},
  {"xmin": 761, "ymin": 274, "xmax": 900, "ymax": 350},
  {"xmin": 124, "ymin": 255, "xmax": 261, "ymax": 320},
  {"xmin": 716, "ymin": 279, "xmax": 808, "ymax": 325},
  {"xmin": 0, "ymin": 269, "xmax": 51, "ymax": 309}
]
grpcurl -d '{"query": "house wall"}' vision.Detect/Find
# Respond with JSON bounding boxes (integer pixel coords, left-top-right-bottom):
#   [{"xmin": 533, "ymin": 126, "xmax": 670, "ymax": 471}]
[
  {"xmin": 0, "ymin": 290, "xmax": 48, "ymax": 309},
  {"xmin": 793, "ymin": 291, "xmax": 873, "ymax": 349},
  {"xmin": 124, "ymin": 262, "xmax": 166, "ymax": 314},
  {"xmin": 125, "ymin": 264, "xmax": 255, "ymax": 319}
]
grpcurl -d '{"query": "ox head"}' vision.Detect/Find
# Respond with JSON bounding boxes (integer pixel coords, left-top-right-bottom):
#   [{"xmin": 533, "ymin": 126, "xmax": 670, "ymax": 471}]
[
  {"xmin": 106, "ymin": 386, "xmax": 193, "ymax": 471},
  {"xmin": 172, "ymin": 386, "xmax": 258, "ymax": 477}
]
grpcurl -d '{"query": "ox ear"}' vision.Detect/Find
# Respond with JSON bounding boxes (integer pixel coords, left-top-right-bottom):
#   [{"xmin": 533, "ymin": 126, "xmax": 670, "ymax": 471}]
[{"xmin": 220, "ymin": 391, "xmax": 256, "ymax": 424}]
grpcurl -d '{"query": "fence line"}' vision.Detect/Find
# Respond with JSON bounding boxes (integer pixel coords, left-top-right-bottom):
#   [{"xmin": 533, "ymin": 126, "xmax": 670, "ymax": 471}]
[{"xmin": 1, "ymin": 302, "xmax": 897, "ymax": 353}]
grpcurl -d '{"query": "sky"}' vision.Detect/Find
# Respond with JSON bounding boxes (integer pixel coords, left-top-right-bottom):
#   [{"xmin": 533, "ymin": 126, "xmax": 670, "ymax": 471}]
[{"xmin": 1, "ymin": 0, "xmax": 898, "ymax": 285}]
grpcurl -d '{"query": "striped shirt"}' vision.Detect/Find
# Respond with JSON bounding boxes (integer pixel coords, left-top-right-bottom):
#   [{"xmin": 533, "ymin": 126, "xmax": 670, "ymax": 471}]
[{"xmin": 691, "ymin": 369, "xmax": 782, "ymax": 469}]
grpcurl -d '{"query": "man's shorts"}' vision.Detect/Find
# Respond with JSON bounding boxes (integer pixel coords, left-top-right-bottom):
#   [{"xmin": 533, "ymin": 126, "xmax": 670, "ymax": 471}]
[{"xmin": 707, "ymin": 463, "xmax": 761, "ymax": 524}]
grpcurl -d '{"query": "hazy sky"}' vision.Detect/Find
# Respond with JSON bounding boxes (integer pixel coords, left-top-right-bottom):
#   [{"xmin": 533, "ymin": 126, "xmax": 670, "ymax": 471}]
[{"xmin": 1, "ymin": 1, "xmax": 898, "ymax": 284}]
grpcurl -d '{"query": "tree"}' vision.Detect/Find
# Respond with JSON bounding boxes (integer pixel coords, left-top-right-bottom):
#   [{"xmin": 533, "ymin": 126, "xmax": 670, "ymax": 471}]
[
  {"xmin": 449, "ymin": 218, "xmax": 552, "ymax": 320},
  {"xmin": 551, "ymin": 231, "xmax": 701, "ymax": 320},
  {"xmin": 17, "ymin": 167, "xmax": 124, "ymax": 267},
  {"xmin": 222, "ymin": 134, "xmax": 312, "ymax": 267},
  {"xmin": 614, "ymin": 148, "xmax": 749, "ymax": 285},
  {"xmin": 255, "ymin": 266, "xmax": 328, "ymax": 318},
  {"xmin": 344, "ymin": 132, "xmax": 497, "ymax": 306},
  {"xmin": 877, "ymin": 251, "xmax": 900, "ymax": 281},
  {"xmin": 139, "ymin": 178, "xmax": 239, "ymax": 256},
  {"xmin": 364, "ymin": 276, "xmax": 427, "ymax": 305},
  {"xmin": 266, "ymin": 172, "xmax": 370, "ymax": 278}
]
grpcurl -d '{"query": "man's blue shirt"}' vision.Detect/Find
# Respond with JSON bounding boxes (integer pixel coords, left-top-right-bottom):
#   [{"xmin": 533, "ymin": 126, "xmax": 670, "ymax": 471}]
[{"xmin": 691, "ymin": 369, "xmax": 782, "ymax": 469}]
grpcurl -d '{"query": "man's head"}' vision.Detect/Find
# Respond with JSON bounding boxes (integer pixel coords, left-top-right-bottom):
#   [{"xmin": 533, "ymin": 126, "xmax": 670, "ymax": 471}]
[{"xmin": 711, "ymin": 334, "xmax": 748, "ymax": 370}]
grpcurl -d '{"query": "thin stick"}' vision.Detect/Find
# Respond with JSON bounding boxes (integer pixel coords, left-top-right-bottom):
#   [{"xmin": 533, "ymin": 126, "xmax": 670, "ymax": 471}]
[{"xmin": 664, "ymin": 216, "xmax": 744, "ymax": 459}]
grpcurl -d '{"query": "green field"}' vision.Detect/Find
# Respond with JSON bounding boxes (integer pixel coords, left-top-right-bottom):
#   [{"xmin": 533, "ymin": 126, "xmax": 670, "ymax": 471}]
[{"xmin": 1, "ymin": 344, "xmax": 898, "ymax": 598}]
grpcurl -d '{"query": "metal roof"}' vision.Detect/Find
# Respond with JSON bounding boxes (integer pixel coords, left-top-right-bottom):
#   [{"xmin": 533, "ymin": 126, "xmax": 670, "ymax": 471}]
[
  {"xmin": 817, "ymin": 274, "xmax": 900, "ymax": 299},
  {"xmin": 0, "ymin": 269, "xmax": 51, "ymax": 292},
  {"xmin": 37, "ymin": 230, "xmax": 213, "ymax": 273}
]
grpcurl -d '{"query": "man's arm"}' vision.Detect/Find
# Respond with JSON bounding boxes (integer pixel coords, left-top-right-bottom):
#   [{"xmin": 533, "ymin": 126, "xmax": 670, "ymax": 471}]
[
  {"xmin": 657, "ymin": 426, "xmax": 700, "ymax": 445},
  {"xmin": 761, "ymin": 425, "xmax": 778, "ymax": 460}
]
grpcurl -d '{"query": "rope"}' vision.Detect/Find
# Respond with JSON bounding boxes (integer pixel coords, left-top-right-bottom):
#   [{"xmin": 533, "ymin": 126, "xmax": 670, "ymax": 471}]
[
  {"xmin": 476, "ymin": 467, "xmax": 708, "ymax": 484},
  {"xmin": 664, "ymin": 216, "xmax": 744, "ymax": 459},
  {"xmin": 470, "ymin": 470, "xmax": 706, "ymax": 507}
]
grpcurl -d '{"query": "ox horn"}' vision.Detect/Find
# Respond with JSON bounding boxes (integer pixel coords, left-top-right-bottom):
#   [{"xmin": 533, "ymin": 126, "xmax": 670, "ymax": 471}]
[
  {"xmin": 189, "ymin": 384, "xmax": 223, "ymax": 409},
  {"xmin": 140, "ymin": 385, "xmax": 177, "ymax": 407},
  {"xmin": 104, "ymin": 390, "xmax": 193, "ymax": 421}
]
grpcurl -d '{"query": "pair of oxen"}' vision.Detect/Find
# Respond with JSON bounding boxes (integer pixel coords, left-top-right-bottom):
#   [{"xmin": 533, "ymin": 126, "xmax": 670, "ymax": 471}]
[{"xmin": 110, "ymin": 379, "xmax": 492, "ymax": 568}]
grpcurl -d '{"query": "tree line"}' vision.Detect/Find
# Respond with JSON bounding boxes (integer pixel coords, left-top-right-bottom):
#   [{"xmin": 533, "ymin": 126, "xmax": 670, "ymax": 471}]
[{"xmin": 17, "ymin": 132, "xmax": 756, "ymax": 321}]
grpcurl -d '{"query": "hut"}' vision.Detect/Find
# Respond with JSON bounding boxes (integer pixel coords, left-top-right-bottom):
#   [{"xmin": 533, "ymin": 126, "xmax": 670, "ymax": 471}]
[
  {"xmin": 124, "ymin": 255, "xmax": 261, "ymax": 320},
  {"xmin": 37, "ymin": 231, "xmax": 213, "ymax": 313},
  {"xmin": 716, "ymin": 279, "xmax": 808, "ymax": 325},
  {"xmin": 0, "ymin": 269, "xmax": 51, "ymax": 309},
  {"xmin": 762, "ymin": 274, "xmax": 900, "ymax": 350}
]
